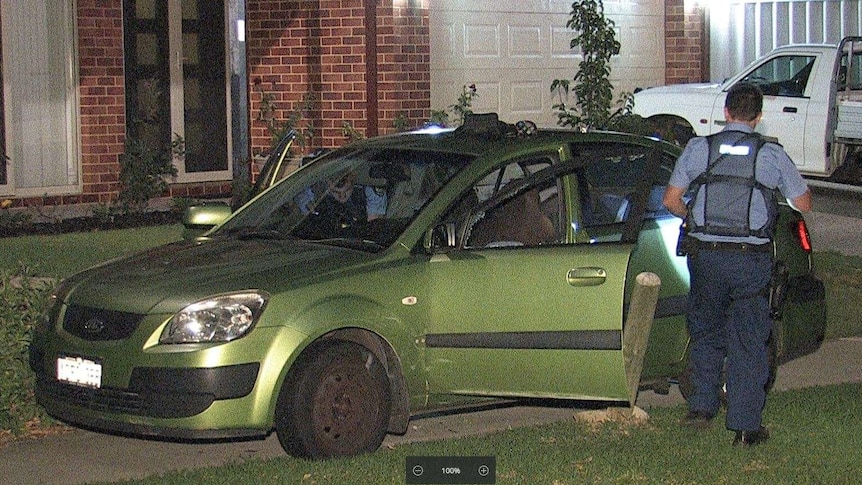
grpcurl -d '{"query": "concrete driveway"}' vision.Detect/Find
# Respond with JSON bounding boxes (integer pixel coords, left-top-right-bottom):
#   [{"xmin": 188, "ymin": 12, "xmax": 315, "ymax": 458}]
[
  {"xmin": 2, "ymin": 205, "xmax": 860, "ymax": 485},
  {"xmin": 806, "ymin": 211, "xmax": 862, "ymax": 257}
]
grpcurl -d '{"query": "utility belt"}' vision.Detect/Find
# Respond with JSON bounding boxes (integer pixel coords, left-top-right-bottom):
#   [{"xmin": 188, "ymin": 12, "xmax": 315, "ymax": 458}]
[
  {"xmin": 677, "ymin": 233, "xmax": 786, "ymax": 318},
  {"xmin": 677, "ymin": 234, "xmax": 772, "ymax": 256}
]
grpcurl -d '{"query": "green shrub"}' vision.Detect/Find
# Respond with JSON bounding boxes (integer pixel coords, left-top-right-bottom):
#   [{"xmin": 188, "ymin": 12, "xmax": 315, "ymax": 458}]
[
  {"xmin": 118, "ymin": 136, "xmax": 179, "ymax": 211},
  {"xmin": 170, "ymin": 196, "xmax": 199, "ymax": 214},
  {"xmin": 0, "ymin": 266, "xmax": 51, "ymax": 435},
  {"xmin": 551, "ymin": 0, "xmax": 620, "ymax": 129},
  {"xmin": 91, "ymin": 201, "xmax": 123, "ymax": 225},
  {"xmin": 0, "ymin": 200, "xmax": 33, "ymax": 231},
  {"xmin": 428, "ymin": 84, "xmax": 478, "ymax": 128}
]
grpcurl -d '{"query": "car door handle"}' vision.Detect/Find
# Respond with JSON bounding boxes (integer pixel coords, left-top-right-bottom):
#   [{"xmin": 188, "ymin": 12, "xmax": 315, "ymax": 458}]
[
  {"xmin": 783, "ymin": 106, "xmax": 798, "ymax": 113},
  {"xmin": 566, "ymin": 267, "xmax": 607, "ymax": 286}
]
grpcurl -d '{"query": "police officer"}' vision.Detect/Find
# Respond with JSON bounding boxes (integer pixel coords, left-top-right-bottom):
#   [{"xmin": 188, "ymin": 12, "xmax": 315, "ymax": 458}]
[{"xmin": 663, "ymin": 82, "xmax": 812, "ymax": 446}]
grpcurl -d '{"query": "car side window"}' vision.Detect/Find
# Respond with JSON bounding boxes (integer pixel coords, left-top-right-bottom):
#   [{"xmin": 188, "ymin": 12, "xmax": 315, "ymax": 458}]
[
  {"xmin": 570, "ymin": 142, "xmax": 670, "ymax": 244},
  {"xmin": 443, "ymin": 157, "xmax": 565, "ymax": 249},
  {"xmin": 741, "ymin": 55, "xmax": 815, "ymax": 97}
]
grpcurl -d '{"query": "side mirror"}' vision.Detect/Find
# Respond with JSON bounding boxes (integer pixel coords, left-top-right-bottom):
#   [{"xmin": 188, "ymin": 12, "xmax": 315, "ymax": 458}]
[
  {"xmin": 424, "ymin": 222, "xmax": 457, "ymax": 252},
  {"xmin": 182, "ymin": 202, "xmax": 232, "ymax": 240}
]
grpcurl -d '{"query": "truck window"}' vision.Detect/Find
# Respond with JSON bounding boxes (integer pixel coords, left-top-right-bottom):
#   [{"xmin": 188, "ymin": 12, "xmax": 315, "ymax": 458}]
[{"xmin": 741, "ymin": 55, "xmax": 815, "ymax": 97}]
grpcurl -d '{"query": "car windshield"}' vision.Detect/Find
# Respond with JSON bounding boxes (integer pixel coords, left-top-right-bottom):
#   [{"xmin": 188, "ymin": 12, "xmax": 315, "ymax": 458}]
[{"xmin": 215, "ymin": 144, "xmax": 474, "ymax": 251}]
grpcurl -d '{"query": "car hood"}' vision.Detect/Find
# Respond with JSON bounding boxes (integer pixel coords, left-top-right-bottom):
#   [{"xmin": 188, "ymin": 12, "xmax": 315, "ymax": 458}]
[
  {"xmin": 63, "ymin": 238, "xmax": 376, "ymax": 315},
  {"xmin": 633, "ymin": 83, "xmax": 725, "ymax": 119},
  {"xmin": 636, "ymin": 82, "xmax": 723, "ymax": 96}
]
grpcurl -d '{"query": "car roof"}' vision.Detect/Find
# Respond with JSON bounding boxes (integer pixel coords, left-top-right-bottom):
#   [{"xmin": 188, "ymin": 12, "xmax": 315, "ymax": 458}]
[{"xmin": 349, "ymin": 117, "xmax": 674, "ymax": 160}]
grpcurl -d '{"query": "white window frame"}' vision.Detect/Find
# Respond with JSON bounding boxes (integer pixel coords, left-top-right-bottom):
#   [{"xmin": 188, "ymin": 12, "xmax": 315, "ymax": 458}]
[
  {"xmin": 1, "ymin": 0, "xmax": 81, "ymax": 197},
  {"xmin": 168, "ymin": 0, "xmax": 232, "ymax": 184}
]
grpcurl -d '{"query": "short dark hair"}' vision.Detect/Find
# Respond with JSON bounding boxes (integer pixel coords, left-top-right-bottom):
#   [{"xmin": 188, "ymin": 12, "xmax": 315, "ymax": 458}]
[{"xmin": 725, "ymin": 82, "xmax": 763, "ymax": 122}]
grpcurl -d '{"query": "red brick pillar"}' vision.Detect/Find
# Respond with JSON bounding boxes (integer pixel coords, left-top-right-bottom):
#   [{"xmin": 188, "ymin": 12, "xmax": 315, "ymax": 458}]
[
  {"xmin": 665, "ymin": 0, "xmax": 708, "ymax": 84},
  {"xmin": 247, "ymin": 1, "xmax": 431, "ymax": 153},
  {"xmin": 376, "ymin": 3, "xmax": 431, "ymax": 135},
  {"xmin": 77, "ymin": 0, "xmax": 126, "ymax": 204}
]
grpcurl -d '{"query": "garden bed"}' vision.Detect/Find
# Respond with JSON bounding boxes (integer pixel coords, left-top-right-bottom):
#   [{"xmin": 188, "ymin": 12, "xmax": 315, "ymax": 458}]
[{"xmin": 0, "ymin": 210, "xmax": 182, "ymax": 238}]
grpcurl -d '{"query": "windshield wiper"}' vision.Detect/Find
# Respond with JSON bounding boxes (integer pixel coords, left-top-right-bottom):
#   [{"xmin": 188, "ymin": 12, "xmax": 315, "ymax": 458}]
[
  {"xmin": 228, "ymin": 228, "xmax": 291, "ymax": 241},
  {"xmin": 312, "ymin": 238, "xmax": 385, "ymax": 252}
]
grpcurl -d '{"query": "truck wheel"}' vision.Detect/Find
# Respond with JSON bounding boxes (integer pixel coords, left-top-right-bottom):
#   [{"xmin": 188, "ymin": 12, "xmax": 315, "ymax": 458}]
[
  {"xmin": 678, "ymin": 333, "xmax": 778, "ymax": 404},
  {"xmin": 827, "ymin": 150, "xmax": 862, "ymax": 185},
  {"xmin": 275, "ymin": 341, "xmax": 392, "ymax": 459}
]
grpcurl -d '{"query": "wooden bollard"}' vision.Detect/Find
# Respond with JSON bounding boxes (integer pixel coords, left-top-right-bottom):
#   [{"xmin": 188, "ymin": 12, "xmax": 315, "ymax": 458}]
[{"xmin": 623, "ymin": 272, "xmax": 662, "ymax": 408}]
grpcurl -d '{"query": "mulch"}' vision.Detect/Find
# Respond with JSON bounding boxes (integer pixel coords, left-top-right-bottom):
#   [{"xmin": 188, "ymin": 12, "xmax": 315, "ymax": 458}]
[{"xmin": 0, "ymin": 211, "xmax": 182, "ymax": 238}]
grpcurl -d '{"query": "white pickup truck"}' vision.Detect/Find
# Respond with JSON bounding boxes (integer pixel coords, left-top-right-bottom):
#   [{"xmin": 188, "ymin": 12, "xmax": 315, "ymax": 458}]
[{"xmin": 633, "ymin": 36, "xmax": 862, "ymax": 180}]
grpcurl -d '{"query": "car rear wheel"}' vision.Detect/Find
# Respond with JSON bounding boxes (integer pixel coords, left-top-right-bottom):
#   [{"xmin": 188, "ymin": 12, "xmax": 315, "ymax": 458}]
[
  {"xmin": 275, "ymin": 341, "xmax": 392, "ymax": 459},
  {"xmin": 678, "ymin": 333, "xmax": 778, "ymax": 404}
]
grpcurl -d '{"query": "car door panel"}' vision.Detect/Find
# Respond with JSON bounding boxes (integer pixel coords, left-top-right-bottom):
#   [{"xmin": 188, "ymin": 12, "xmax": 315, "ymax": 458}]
[
  {"xmin": 715, "ymin": 55, "xmax": 816, "ymax": 164},
  {"xmin": 423, "ymin": 244, "xmax": 633, "ymax": 401}
]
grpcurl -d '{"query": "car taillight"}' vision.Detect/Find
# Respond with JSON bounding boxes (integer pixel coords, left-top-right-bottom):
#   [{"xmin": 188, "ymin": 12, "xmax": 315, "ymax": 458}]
[{"xmin": 795, "ymin": 218, "xmax": 812, "ymax": 253}]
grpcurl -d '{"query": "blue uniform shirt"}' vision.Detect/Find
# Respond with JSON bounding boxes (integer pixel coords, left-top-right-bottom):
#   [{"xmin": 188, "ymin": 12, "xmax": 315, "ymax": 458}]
[{"xmin": 668, "ymin": 122, "xmax": 810, "ymax": 244}]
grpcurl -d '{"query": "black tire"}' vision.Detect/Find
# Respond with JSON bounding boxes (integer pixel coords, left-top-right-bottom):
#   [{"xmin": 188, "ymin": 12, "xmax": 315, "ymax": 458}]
[
  {"xmin": 678, "ymin": 333, "xmax": 778, "ymax": 404},
  {"xmin": 275, "ymin": 341, "xmax": 392, "ymax": 459},
  {"xmin": 827, "ymin": 150, "xmax": 862, "ymax": 185}
]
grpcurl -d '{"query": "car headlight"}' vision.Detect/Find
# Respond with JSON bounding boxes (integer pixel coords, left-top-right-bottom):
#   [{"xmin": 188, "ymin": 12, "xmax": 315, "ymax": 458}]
[{"xmin": 159, "ymin": 292, "xmax": 269, "ymax": 344}]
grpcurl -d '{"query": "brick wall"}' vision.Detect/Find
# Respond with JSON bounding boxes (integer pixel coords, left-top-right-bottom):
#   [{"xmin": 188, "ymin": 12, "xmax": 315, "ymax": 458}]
[
  {"xmin": 664, "ymin": 0, "xmax": 708, "ymax": 84},
  {"xmin": 246, "ymin": 0, "xmax": 430, "ymax": 155},
  {"xmin": 77, "ymin": 0, "xmax": 125, "ymax": 206},
  {"xmin": 6, "ymin": 1, "xmax": 698, "ymax": 214},
  {"xmin": 3, "ymin": 1, "xmax": 430, "ymax": 213},
  {"xmin": 376, "ymin": 3, "xmax": 431, "ymax": 134}
]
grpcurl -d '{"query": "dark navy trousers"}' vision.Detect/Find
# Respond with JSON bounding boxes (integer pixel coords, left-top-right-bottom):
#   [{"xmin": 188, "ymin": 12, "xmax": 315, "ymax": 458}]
[{"xmin": 685, "ymin": 248, "xmax": 773, "ymax": 432}]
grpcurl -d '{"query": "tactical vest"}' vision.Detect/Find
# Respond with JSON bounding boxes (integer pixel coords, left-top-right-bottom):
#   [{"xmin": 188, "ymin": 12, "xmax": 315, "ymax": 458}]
[{"xmin": 686, "ymin": 130, "xmax": 779, "ymax": 240}]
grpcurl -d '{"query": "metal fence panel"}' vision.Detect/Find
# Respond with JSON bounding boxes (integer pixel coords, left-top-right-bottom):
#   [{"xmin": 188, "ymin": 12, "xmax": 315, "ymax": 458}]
[{"xmin": 710, "ymin": 0, "xmax": 862, "ymax": 82}]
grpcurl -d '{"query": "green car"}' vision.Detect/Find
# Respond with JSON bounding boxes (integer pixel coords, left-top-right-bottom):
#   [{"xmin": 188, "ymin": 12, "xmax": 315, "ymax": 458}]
[{"xmin": 30, "ymin": 115, "xmax": 825, "ymax": 459}]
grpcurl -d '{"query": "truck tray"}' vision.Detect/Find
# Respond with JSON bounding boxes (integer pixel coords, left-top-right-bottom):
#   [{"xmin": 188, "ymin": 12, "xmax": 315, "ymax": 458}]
[{"xmin": 836, "ymin": 101, "xmax": 862, "ymax": 139}]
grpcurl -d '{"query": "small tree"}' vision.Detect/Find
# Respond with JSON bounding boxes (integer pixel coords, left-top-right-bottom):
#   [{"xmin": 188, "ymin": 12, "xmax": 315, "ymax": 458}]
[
  {"xmin": 429, "ymin": 84, "xmax": 478, "ymax": 127},
  {"xmin": 117, "ymin": 136, "xmax": 180, "ymax": 211},
  {"xmin": 256, "ymin": 84, "xmax": 315, "ymax": 152},
  {"xmin": 551, "ymin": 0, "xmax": 643, "ymax": 131}
]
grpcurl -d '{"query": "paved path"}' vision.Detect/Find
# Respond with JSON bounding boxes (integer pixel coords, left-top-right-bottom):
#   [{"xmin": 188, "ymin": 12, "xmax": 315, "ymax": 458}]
[{"xmin": 806, "ymin": 211, "xmax": 862, "ymax": 257}]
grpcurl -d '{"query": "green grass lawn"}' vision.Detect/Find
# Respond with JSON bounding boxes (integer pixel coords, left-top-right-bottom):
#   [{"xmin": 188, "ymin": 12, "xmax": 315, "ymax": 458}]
[
  {"xmin": 814, "ymin": 251, "xmax": 862, "ymax": 339},
  {"xmin": 92, "ymin": 383, "xmax": 862, "ymax": 485},
  {"xmin": 0, "ymin": 224, "xmax": 183, "ymax": 278}
]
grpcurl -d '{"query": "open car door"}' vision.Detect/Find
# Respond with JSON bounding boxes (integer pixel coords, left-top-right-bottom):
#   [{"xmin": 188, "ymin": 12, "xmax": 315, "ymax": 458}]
[{"xmin": 421, "ymin": 144, "xmax": 662, "ymax": 403}]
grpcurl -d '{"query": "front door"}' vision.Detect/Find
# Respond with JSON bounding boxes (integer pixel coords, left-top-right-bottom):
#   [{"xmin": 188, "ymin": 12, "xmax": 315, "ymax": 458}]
[
  {"xmin": 422, "ymin": 152, "xmax": 636, "ymax": 402},
  {"xmin": 123, "ymin": 0, "xmax": 229, "ymax": 182},
  {"xmin": 425, "ymin": 245, "xmax": 633, "ymax": 401},
  {"xmin": 714, "ymin": 54, "xmax": 814, "ymax": 165}
]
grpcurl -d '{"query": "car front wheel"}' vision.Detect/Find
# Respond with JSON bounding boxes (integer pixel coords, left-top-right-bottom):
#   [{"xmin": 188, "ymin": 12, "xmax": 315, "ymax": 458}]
[{"xmin": 275, "ymin": 341, "xmax": 392, "ymax": 459}]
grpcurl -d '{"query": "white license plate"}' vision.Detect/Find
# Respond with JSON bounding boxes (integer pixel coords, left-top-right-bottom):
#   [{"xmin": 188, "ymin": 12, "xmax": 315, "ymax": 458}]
[{"xmin": 57, "ymin": 356, "xmax": 102, "ymax": 388}]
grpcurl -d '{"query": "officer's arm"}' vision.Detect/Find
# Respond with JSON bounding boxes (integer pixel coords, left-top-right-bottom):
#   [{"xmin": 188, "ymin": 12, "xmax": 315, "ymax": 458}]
[
  {"xmin": 663, "ymin": 185, "xmax": 688, "ymax": 219},
  {"xmin": 789, "ymin": 189, "xmax": 812, "ymax": 213}
]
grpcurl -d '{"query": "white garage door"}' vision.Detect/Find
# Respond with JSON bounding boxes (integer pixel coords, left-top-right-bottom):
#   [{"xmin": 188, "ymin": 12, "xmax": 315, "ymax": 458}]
[{"xmin": 429, "ymin": 0, "xmax": 665, "ymax": 128}]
